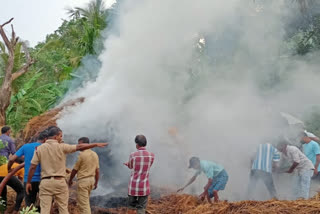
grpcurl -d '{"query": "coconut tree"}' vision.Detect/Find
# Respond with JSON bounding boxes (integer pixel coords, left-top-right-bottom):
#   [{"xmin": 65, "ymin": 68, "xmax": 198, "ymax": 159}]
[{"xmin": 67, "ymin": 0, "xmax": 108, "ymax": 55}]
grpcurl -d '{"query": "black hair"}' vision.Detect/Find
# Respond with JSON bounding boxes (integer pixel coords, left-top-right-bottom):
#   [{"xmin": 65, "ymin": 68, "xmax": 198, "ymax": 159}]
[
  {"xmin": 135, "ymin": 135, "xmax": 147, "ymax": 147},
  {"xmin": 78, "ymin": 137, "xmax": 90, "ymax": 144},
  {"xmin": 15, "ymin": 157, "xmax": 24, "ymax": 164},
  {"xmin": 47, "ymin": 126, "xmax": 58, "ymax": 131},
  {"xmin": 38, "ymin": 130, "xmax": 49, "ymax": 141},
  {"xmin": 47, "ymin": 127, "xmax": 62, "ymax": 137},
  {"xmin": 189, "ymin": 156, "xmax": 200, "ymax": 167},
  {"xmin": 1, "ymin": 126, "xmax": 10, "ymax": 134}
]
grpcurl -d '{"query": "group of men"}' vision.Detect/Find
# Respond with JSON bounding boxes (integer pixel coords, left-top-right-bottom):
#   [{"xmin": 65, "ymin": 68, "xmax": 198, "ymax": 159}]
[
  {"xmin": 248, "ymin": 131, "xmax": 320, "ymax": 200},
  {"xmin": 0, "ymin": 125, "xmax": 155, "ymax": 214},
  {"xmin": 1, "ymin": 123, "xmax": 320, "ymax": 214},
  {"xmin": 176, "ymin": 131, "xmax": 320, "ymax": 204},
  {"xmin": 0, "ymin": 126, "xmax": 107, "ymax": 214}
]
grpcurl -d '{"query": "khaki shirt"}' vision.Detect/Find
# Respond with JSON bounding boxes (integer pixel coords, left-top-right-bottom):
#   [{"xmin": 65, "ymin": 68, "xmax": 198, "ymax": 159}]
[
  {"xmin": 73, "ymin": 149, "xmax": 99, "ymax": 180},
  {"xmin": 31, "ymin": 139, "xmax": 77, "ymax": 178}
]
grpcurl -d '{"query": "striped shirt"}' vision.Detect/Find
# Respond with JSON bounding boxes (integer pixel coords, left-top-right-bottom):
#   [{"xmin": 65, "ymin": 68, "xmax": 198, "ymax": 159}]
[
  {"xmin": 252, "ymin": 144, "xmax": 280, "ymax": 173},
  {"xmin": 128, "ymin": 147, "xmax": 155, "ymax": 196}
]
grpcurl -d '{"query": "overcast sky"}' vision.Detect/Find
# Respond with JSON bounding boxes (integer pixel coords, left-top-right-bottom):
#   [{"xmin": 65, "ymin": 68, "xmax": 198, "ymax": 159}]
[{"xmin": 1, "ymin": 0, "xmax": 115, "ymax": 46}]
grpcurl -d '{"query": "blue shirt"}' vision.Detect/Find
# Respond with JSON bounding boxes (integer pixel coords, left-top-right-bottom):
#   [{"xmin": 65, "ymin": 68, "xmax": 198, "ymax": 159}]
[
  {"xmin": 195, "ymin": 160, "xmax": 224, "ymax": 179},
  {"xmin": 303, "ymin": 140, "xmax": 320, "ymax": 171},
  {"xmin": 0, "ymin": 134, "xmax": 16, "ymax": 159},
  {"xmin": 252, "ymin": 144, "xmax": 280, "ymax": 173},
  {"xmin": 15, "ymin": 142, "xmax": 41, "ymax": 182}
]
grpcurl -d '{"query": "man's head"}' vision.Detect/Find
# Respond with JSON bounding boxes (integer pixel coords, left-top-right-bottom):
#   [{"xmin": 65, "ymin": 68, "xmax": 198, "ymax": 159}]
[
  {"xmin": 277, "ymin": 140, "xmax": 288, "ymax": 153},
  {"xmin": 188, "ymin": 157, "xmax": 201, "ymax": 170},
  {"xmin": 38, "ymin": 130, "xmax": 49, "ymax": 143},
  {"xmin": 300, "ymin": 132, "xmax": 311, "ymax": 144},
  {"xmin": 135, "ymin": 135, "xmax": 147, "ymax": 148},
  {"xmin": 78, "ymin": 137, "xmax": 90, "ymax": 144},
  {"xmin": 47, "ymin": 127, "xmax": 63, "ymax": 143},
  {"xmin": 1, "ymin": 126, "xmax": 11, "ymax": 136}
]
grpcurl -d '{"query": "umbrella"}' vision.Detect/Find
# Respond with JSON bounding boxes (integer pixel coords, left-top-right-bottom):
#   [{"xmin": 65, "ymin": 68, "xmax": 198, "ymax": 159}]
[{"xmin": 280, "ymin": 112, "xmax": 304, "ymax": 126}]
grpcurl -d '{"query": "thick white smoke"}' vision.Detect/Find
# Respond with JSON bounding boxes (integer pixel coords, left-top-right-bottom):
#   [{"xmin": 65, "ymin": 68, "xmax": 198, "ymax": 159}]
[{"xmin": 58, "ymin": 0, "xmax": 320, "ymax": 200}]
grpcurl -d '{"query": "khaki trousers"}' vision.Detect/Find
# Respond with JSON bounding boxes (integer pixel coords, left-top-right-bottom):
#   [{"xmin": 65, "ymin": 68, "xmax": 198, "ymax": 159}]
[
  {"xmin": 77, "ymin": 177, "xmax": 95, "ymax": 214},
  {"xmin": 39, "ymin": 178, "xmax": 69, "ymax": 214}
]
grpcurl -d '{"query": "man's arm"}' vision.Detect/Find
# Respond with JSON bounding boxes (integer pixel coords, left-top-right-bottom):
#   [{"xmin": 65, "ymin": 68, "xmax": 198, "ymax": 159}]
[
  {"xmin": 76, "ymin": 143, "xmax": 108, "ymax": 151},
  {"xmin": 177, "ymin": 175, "xmax": 198, "ymax": 192},
  {"xmin": 26, "ymin": 164, "xmax": 37, "ymax": 194},
  {"xmin": 203, "ymin": 178, "xmax": 213, "ymax": 192},
  {"xmin": 287, "ymin": 162, "xmax": 299, "ymax": 173},
  {"xmin": 124, "ymin": 155, "xmax": 133, "ymax": 169},
  {"xmin": 8, "ymin": 139, "xmax": 16, "ymax": 155},
  {"xmin": 7, "ymin": 154, "xmax": 18, "ymax": 172},
  {"xmin": 68, "ymin": 169, "xmax": 78, "ymax": 187},
  {"xmin": 94, "ymin": 168, "xmax": 100, "ymax": 189},
  {"xmin": 314, "ymin": 154, "xmax": 320, "ymax": 175}
]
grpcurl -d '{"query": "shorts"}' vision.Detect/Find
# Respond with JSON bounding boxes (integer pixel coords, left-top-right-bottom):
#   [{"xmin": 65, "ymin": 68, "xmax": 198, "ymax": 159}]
[
  {"xmin": 208, "ymin": 169, "xmax": 229, "ymax": 198},
  {"xmin": 128, "ymin": 195, "xmax": 148, "ymax": 210}
]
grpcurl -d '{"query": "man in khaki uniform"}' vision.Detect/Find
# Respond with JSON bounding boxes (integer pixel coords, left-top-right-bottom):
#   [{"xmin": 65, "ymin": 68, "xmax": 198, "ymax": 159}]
[
  {"xmin": 26, "ymin": 127, "xmax": 108, "ymax": 214},
  {"xmin": 68, "ymin": 137, "xmax": 100, "ymax": 214}
]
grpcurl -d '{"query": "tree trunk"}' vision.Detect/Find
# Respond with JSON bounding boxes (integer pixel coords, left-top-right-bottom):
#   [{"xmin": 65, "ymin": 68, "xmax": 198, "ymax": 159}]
[
  {"xmin": 0, "ymin": 18, "xmax": 34, "ymax": 126},
  {"xmin": 0, "ymin": 51, "xmax": 14, "ymax": 127}
]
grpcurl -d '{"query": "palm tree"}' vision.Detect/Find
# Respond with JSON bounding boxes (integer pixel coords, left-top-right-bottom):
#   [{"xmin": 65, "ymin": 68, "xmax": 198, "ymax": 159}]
[{"xmin": 67, "ymin": 0, "xmax": 108, "ymax": 54}]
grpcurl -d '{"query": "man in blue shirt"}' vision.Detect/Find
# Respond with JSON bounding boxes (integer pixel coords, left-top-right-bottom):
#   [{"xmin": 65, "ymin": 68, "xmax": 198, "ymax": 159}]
[
  {"xmin": 8, "ymin": 130, "xmax": 48, "ymax": 208},
  {"xmin": 301, "ymin": 132, "xmax": 320, "ymax": 179},
  {"xmin": 247, "ymin": 143, "xmax": 280, "ymax": 199},
  {"xmin": 177, "ymin": 157, "xmax": 228, "ymax": 203},
  {"xmin": 0, "ymin": 126, "xmax": 16, "ymax": 159}
]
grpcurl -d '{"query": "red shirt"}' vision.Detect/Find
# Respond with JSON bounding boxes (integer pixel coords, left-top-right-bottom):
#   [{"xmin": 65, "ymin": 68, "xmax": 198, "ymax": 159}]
[{"xmin": 128, "ymin": 147, "xmax": 155, "ymax": 196}]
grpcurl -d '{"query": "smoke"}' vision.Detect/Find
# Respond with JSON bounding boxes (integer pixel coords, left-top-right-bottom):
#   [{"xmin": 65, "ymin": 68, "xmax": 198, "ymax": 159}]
[{"xmin": 58, "ymin": 0, "xmax": 320, "ymax": 200}]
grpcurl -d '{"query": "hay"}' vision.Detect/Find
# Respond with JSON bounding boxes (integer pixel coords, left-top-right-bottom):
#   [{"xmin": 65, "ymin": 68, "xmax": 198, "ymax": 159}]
[
  {"xmin": 145, "ymin": 194, "xmax": 320, "ymax": 214},
  {"xmin": 22, "ymin": 97, "xmax": 84, "ymax": 143}
]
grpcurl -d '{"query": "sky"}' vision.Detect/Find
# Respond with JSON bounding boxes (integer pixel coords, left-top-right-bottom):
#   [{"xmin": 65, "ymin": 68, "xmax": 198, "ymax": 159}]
[{"xmin": 0, "ymin": 0, "xmax": 115, "ymax": 46}]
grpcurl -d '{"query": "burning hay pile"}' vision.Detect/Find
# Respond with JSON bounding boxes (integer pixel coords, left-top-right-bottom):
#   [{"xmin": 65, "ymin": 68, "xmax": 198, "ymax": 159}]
[{"xmin": 101, "ymin": 194, "xmax": 320, "ymax": 214}]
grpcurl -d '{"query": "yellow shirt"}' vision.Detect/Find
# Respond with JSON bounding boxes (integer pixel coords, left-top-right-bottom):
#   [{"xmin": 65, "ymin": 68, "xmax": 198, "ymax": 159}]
[
  {"xmin": 31, "ymin": 139, "xmax": 76, "ymax": 178},
  {"xmin": 73, "ymin": 149, "xmax": 99, "ymax": 180},
  {"xmin": 0, "ymin": 163, "xmax": 24, "ymax": 178}
]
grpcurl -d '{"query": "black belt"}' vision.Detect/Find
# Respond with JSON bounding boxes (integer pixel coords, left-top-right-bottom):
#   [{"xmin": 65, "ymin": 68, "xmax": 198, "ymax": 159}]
[{"xmin": 42, "ymin": 176, "xmax": 64, "ymax": 180}]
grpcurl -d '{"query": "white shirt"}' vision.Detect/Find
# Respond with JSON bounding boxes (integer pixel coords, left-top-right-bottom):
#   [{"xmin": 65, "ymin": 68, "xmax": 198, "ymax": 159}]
[{"xmin": 283, "ymin": 145, "xmax": 314, "ymax": 174}]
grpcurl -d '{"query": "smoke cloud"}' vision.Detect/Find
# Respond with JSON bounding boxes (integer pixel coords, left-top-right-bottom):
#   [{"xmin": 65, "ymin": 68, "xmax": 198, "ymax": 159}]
[{"xmin": 58, "ymin": 0, "xmax": 320, "ymax": 200}]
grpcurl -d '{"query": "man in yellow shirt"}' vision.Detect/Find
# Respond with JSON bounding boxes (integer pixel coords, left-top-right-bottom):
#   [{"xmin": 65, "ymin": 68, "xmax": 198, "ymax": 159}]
[
  {"xmin": 68, "ymin": 137, "xmax": 100, "ymax": 214},
  {"xmin": 0, "ymin": 159, "xmax": 24, "ymax": 214}
]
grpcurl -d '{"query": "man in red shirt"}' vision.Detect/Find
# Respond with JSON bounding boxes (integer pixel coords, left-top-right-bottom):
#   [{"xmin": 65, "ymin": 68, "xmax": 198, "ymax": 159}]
[{"xmin": 124, "ymin": 135, "xmax": 155, "ymax": 214}]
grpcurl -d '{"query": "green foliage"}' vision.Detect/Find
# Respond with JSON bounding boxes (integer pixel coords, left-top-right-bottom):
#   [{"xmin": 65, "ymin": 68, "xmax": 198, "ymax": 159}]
[
  {"xmin": 0, "ymin": 197, "xmax": 6, "ymax": 213},
  {"xmin": 6, "ymin": 72, "xmax": 66, "ymax": 131},
  {"xmin": 20, "ymin": 205, "xmax": 40, "ymax": 214},
  {"xmin": 305, "ymin": 106, "xmax": 320, "ymax": 138},
  {"xmin": 2, "ymin": 0, "xmax": 109, "ymax": 133},
  {"xmin": 0, "ymin": 140, "xmax": 8, "ymax": 166},
  {"xmin": 286, "ymin": 15, "xmax": 320, "ymax": 55}
]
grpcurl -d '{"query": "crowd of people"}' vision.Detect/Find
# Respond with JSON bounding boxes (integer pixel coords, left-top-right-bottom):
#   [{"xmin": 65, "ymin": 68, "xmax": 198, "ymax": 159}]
[
  {"xmin": 0, "ymin": 126, "xmax": 108, "ymax": 214},
  {"xmin": 0, "ymin": 124, "xmax": 320, "ymax": 214},
  {"xmin": 177, "ymin": 131, "xmax": 320, "ymax": 204}
]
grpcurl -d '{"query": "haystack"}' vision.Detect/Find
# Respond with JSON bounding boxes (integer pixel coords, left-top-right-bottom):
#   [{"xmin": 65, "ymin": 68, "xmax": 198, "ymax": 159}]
[
  {"xmin": 99, "ymin": 194, "xmax": 320, "ymax": 214},
  {"xmin": 22, "ymin": 97, "xmax": 84, "ymax": 143}
]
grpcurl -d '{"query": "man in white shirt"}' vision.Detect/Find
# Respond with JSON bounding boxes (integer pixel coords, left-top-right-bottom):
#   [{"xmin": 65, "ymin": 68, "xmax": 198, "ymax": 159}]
[{"xmin": 277, "ymin": 141, "xmax": 314, "ymax": 199}]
